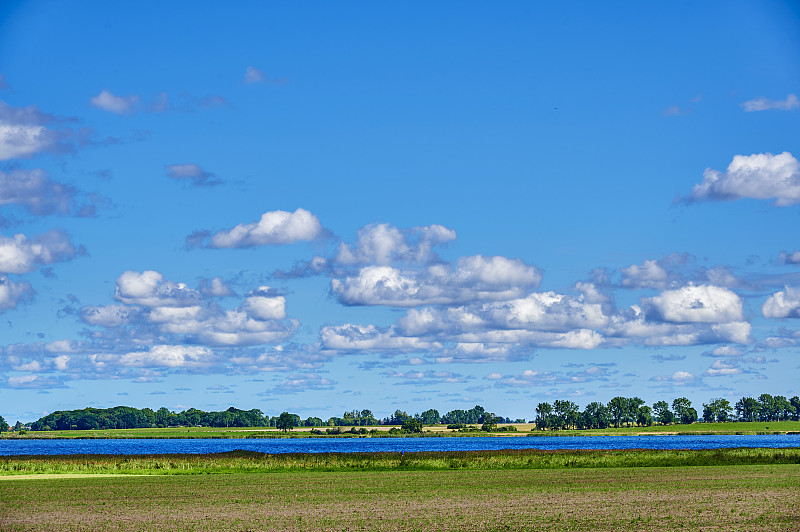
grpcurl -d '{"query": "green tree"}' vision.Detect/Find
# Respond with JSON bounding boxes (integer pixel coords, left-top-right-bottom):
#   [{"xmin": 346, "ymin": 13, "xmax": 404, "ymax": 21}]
[
  {"xmin": 155, "ymin": 407, "xmax": 172, "ymax": 427},
  {"xmin": 652, "ymin": 401, "xmax": 674, "ymax": 425},
  {"xmin": 672, "ymin": 397, "xmax": 696, "ymax": 424},
  {"xmin": 276, "ymin": 412, "xmax": 296, "ymax": 433},
  {"xmin": 627, "ymin": 397, "xmax": 645, "ymax": 426},
  {"xmin": 535, "ymin": 402, "xmax": 553, "ymax": 430},
  {"xmin": 636, "ymin": 405, "xmax": 653, "ymax": 427},
  {"xmin": 703, "ymin": 398, "xmax": 732, "ymax": 423},
  {"xmin": 607, "ymin": 397, "xmax": 628, "ymax": 428},
  {"xmin": 774, "ymin": 396, "xmax": 792, "ymax": 421},
  {"xmin": 358, "ymin": 409, "xmax": 377, "ymax": 426},
  {"xmin": 304, "ymin": 416, "xmax": 324, "ymax": 427},
  {"xmin": 481, "ymin": 413, "xmax": 498, "ymax": 432},
  {"xmin": 790, "ymin": 397, "xmax": 800, "ymax": 421},
  {"xmin": 553, "ymin": 400, "xmax": 579, "ymax": 430},
  {"xmin": 419, "ymin": 409, "xmax": 441, "ymax": 425},
  {"xmin": 401, "ymin": 418, "xmax": 422, "ymax": 433},
  {"xmin": 580, "ymin": 402, "xmax": 610, "ymax": 429},
  {"xmin": 757, "ymin": 394, "xmax": 777, "ymax": 421},
  {"xmin": 387, "ymin": 410, "xmax": 411, "ymax": 425},
  {"xmin": 0, "ymin": 415, "xmax": 8, "ymax": 432},
  {"xmin": 735, "ymin": 397, "xmax": 759, "ymax": 422}
]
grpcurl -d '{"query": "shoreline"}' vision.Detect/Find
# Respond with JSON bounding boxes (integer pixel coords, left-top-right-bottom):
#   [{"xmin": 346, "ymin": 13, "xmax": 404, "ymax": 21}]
[{"xmin": 2, "ymin": 429, "xmax": 799, "ymax": 440}]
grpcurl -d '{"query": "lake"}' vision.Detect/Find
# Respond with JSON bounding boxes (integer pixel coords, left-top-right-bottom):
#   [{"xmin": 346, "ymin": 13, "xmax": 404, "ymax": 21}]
[{"xmin": 1, "ymin": 434, "xmax": 798, "ymax": 456}]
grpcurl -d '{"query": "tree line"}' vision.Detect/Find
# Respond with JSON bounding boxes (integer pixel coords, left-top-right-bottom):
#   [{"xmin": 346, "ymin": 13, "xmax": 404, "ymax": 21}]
[
  {"xmin": 533, "ymin": 394, "xmax": 800, "ymax": 431},
  {"xmin": 22, "ymin": 404, "xmax": 513, "ymax": 431},
  {"xmin": 6, "ymin": 393, "xmax": 799, "ymax": 432}
]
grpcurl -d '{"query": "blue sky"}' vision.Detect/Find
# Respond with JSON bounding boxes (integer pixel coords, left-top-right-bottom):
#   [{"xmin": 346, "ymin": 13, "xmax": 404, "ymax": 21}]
[{"xmin": 1, "ymin": 1, "xmax": 799, "ymax": 423}]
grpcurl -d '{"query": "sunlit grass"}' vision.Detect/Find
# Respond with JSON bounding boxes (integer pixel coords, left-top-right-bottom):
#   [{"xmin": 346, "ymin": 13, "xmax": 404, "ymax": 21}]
[{"xmin": 1, "ymin": 447, "xmax": 798, "ymax": 476}]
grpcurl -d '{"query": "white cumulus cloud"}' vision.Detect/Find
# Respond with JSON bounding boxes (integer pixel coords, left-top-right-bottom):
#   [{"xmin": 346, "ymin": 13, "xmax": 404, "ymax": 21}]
[
  {"xmin": 0, "ymin": 276, "xmax": 32, "ymax": 312},
  {"xmin": 335, "ymin": 223, "xmax": 456, "ymax": 266},
  {"xmin": 642, "ymin": 284, "xmax": 743, "ymax": 323},
  {"xmin": 687, "ymin": 152, "xmax": 800, "ymax": 206},
  {"xmin": 189, "ymin": 208, "xmax": 324, "ymax": 248},
  {"xmin": 762, "ymin": 285, "xmax": 800, "ymax": 319},
  {"xmin": 320, "ymin": 323, "xmax": 438, "ymax": 352},
  {"xmin": 0, "ymin": 101, "xmax": 80, "ymax": 160},
  {"xmin": 86, "ymin": 272, "xmax": 298, "ymax": 348},
  {"xmin": 243, "ymin": 289, "xmax": 287, "ymax": 320},
  {"xmin": 704, "ymin": 359, "xmax": 743, "ymax": 377},
  {"xmin": 118, "ymin": 345, "xmax": 214, "ymax": 368},
  {"xmin": 396, "ymin": 291, "xmax": 607, "ymax": 337},
  {"xmin": 331, "ymin": 255, "xmax": 541, "ymax": 307},
  {"xmin": 81, "ymin": 304, "xmax": 135, "ymax": 327},
  {"xmin": 114, "ymin": 270, "xmax": 200, "ymax": 308},
  {"xmin": 0, "ymin": 230, "xmax": 81, "ymax": 274},
  {"xmin": 621, "ymin": 259, "xmax": 669, "ymax": 289},
  {"xmin": 199, "ymin": 277, "xmax": 234, "ymax": 297}
]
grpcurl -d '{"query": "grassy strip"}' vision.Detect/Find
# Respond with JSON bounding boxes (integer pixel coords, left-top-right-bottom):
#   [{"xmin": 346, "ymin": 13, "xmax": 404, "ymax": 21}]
[
  {"xmin": 4, "ymin": 420, "xmax": 800, "ymax": 439},
  {"xmin": 1, "ymin": 447, "xmax": 798, "ymax": 476}
]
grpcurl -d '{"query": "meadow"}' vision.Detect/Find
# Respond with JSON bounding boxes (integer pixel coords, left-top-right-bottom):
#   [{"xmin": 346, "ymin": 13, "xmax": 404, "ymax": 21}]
[
  {"xmin": 2, "ymin": 447, "xmax": 799, "ymax": 475},
  {"xmin": 3, "ymin": 420, "xmax": 800, "ymax": 439}
]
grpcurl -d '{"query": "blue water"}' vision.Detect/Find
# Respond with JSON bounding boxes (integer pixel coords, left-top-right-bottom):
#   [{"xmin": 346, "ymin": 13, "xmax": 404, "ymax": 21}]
[{"xmin": 0, "ymin": 434, "xmax": 798, "ymax": 456}]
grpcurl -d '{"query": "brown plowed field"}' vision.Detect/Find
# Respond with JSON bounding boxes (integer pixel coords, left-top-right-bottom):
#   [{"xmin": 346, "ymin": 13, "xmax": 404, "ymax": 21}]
[{"xmin": 1, "ymin": 465, "xmax": 798, "ymax": 530}]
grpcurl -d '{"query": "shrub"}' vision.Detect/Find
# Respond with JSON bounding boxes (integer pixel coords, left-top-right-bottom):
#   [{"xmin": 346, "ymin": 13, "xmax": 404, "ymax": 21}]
[{"xmin": 402, "ymin": 419, "xmax": 423, "ymax": 433}]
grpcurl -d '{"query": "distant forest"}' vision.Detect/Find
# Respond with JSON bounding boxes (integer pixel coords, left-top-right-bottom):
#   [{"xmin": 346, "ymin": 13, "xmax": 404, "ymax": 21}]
[{"xmin": 5, "ymin": 393, "xmax": 798, "ymax": 432}]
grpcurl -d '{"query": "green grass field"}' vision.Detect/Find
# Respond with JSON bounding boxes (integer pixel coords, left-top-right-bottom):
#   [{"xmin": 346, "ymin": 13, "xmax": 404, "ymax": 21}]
[
  {"xmin": 2, "ymin": 448, "xmax": 799, "ymax": 476},
  {"xmin": 4, "ymin": 420, "xmax": 800, "ymax": 439}
]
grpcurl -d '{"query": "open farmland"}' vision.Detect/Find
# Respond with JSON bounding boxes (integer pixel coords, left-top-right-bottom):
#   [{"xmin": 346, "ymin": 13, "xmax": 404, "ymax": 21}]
[
  {"xmin": 1, "ymin": 465, "xmax": 799, "ymax": 531},
  {"xmin": 1, "ymin": 449, "xmax": 799, "ymax": 531}
]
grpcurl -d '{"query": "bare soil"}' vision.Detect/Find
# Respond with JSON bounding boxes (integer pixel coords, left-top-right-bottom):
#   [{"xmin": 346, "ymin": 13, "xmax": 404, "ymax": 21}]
[{"xmin": 1, "ymin": 465, "xmax": 798, "ymax": 530}]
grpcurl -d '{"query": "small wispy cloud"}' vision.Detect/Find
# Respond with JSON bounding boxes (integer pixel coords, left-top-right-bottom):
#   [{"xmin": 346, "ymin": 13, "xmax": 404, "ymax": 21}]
[
  {"xmin": 663, "ymin": 94, "xmax": 701, "ymax": 117},
  {"xmin": 90, "ymin": 90, "xmax": 140, "ymax": 115},
  {"xmin": 91, "ymin": 90, "xmax": 229, "ymax": 115},
  {"xmin": 741, "ymin": 94, "xmax": 799, "ymax": 112},
  {"xmin": 243, "ymin": 66, "xmax": 288, "ymax": 85},
  {"xmin": 165, "ymin": 163, "xmax": 221, "ymax": 187},
  {"xmin": 0, "ymin": 168, "xmax": 101, "ymax": 217},
  {"xmin": 663, "ymin": 105, "xmax": 691, "ymax": 117},
  {"xmin": 264, "ymin": 373, "xmax": 335, "ymax": 394}
]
